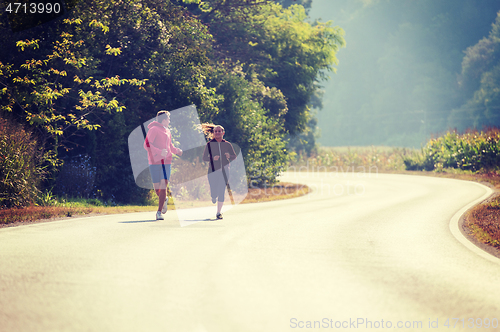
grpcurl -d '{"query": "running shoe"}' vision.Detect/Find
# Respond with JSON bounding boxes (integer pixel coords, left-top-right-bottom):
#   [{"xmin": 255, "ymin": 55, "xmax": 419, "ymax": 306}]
[
  {"xmin": 156, "ymin": 211, "xmax": 164, "ymax": 220},
  {"xmin": 161, "ymin": 196, "xmax": 169, "ymax": 214},
  {"xmin": 216, "ymin": 213, "xmax": 223, "ymax": 220}
]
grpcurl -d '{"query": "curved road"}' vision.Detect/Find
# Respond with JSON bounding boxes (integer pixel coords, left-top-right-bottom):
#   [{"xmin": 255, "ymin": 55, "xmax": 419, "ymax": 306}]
[{"xmin": 1, "ymin": 173, "xmax": 499, "ymax": 331}]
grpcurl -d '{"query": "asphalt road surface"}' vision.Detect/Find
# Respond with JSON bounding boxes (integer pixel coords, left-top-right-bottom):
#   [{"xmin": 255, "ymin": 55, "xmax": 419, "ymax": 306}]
[{"xmin": 1, "ymin": 172, "xmax": 499, "ymax": 332}]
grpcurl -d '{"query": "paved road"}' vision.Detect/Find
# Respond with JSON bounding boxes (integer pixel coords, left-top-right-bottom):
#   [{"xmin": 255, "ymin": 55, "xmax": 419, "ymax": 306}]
[{"xmin": 1, "ymin": 173, "xmax": 499, "ymax": 332}]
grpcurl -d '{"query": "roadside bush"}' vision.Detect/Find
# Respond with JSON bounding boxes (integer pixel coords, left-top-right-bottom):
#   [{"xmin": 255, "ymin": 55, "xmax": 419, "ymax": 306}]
[
  {"xmin": 0, "ymin": 117, "xmax": 45, "ymax": 208},
  {"xmin": 402, "ymin": 128, "xmax": 500, "ymax": 171}
]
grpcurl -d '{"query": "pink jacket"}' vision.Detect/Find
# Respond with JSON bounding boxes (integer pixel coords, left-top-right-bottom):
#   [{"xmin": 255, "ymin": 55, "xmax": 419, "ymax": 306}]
[{"xmin": 143, "ymin": 121, "xmax": 181, "ymax": 165}]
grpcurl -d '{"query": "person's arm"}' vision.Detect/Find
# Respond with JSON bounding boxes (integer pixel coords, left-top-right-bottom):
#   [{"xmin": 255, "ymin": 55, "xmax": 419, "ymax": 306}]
[
  {"xmin": 202, "ymin": 143, "xmax": 211, "ymax": 162},
  {"xmin": 169, "ymin": 137, "xmax": 182, "ymax": 156},
  {"xmin": 226, "ymin": 142, "xmax": 237, "ymax": 161}
]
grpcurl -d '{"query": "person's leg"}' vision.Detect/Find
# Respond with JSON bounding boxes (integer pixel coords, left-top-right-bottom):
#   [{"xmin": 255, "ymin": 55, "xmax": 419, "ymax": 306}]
[
  {"xmin": 208, "ymin": 172, "xmax": 217, "ymax": 204},
  {"xmin": 160, "ymin": 164, "xmax": 171, "ymax": 214},
  {"xmin": 217, "ymin": 201, "xmax": 223, "ymax": 214},
  {"xmin": 151, "ymin": 181, "xmax": 163, "ymax": 220},
  {"xmin": 158, "ymin": 189, "xmax": 167, "ymax": 212},
  {"xmin": 216, "ymin": 174, "xmax": 226, "ymax": 217},
  {"xmin": 155, "ymin": 180, "xmax": 167, "ymax": 212},
  {"xmin": 150, "ymin": 164, "xmax": 166, "ymax": 220}
]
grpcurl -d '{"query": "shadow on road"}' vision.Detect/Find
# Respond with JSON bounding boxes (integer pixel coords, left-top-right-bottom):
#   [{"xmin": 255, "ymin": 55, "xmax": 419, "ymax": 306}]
[
  {"xmin": 118, "ymin": 218, "xmax": 224, "ymax": 227},
  {"xmin": 119, "ymin": 220, "xmax": 157, "ymax": 224}
]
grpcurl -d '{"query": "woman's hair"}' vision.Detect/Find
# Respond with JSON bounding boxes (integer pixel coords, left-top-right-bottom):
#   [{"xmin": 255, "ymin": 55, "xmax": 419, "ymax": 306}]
[
  {"xmin": 200, "ymin": 123, "xmax": 224, "ymax": 140},
  {"xmin": 156, "ymin": 110, "xmax": 170, "ymax": 123}
]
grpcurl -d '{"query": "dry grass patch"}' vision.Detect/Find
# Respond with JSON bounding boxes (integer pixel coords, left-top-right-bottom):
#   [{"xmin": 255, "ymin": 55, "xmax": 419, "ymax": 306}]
[
  {"xmin": 464, "ymin": 194, "xmax": 500, "ymax": 249},
  {"xmin": 0, "ymin": 205, "xmax": 159, "ymax": 228},
  {"xmin": 0, "ymin": 182, "xmax": 310, "ymax": 227},
  {"xmin": 0, "ymin": 206, "xmax": 92, "ymax": 226},
  {"xmin": 241, "ymin": 182, "xmax": 310, "ymax": 203}
]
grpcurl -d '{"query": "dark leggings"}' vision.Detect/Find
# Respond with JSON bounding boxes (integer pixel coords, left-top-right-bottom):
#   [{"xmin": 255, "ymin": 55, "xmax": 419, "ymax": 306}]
[{"xmin": 208, "ymin": 170, "xmax": 228, "ymax": 202}]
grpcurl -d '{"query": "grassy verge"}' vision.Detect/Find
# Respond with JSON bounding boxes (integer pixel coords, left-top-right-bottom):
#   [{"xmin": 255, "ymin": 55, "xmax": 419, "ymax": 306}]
[
  {"xmin": 464, "ymin": 193, "xmax": 500, "ymax": 249},
  {"xmin": 0, "ymin": 182, "xmax": 310, "ymax": 228},
  {"xmin": 241, "ymin": 182, "xmax": 310, "ymax": 204},
  {"xmin": 0, "ymin": 205, "xmax": 154, "ymax": 227}
]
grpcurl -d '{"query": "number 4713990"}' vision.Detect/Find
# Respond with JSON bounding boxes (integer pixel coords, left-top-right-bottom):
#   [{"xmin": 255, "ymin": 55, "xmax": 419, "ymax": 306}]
[
  {"xmin": 443, "ymin": 318, "xmax": 498, "ymax": 328},
  {"xmin": 5, "ymin": 2, "xmax": 61, "ymax": 14}
]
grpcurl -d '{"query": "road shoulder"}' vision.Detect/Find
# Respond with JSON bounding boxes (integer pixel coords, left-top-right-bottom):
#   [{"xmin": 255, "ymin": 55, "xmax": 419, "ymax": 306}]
[{"xmin": 459, "ymin": 192, "xmax": 500, "ymax": 260}]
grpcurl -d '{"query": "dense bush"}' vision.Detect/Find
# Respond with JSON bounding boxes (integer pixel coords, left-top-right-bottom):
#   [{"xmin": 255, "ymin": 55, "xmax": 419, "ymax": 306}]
[
  {"xmin": 0, "ymin": 117, "xmax": 45, "ymax": 208},
  {"xmin": 208, "ymin": 68, "xmax": 288, "ymax": 187},
  {"xmin": 403, "ymin": 128, "xmax": 500, "ymax": 171},
  {"xmin": 55, "ymin": 154, "xmax": 96, "ymax": 198}
]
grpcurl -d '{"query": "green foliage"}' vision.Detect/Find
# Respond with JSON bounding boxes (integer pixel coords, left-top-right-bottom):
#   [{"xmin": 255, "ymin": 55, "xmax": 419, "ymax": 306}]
[
  {"xmin": 208, "ymin": 66, "xmax": 288, "ymax": 186},
  {"xmin": 0, "ymin": 0, "xmax": 344, "ymax": 205},
  {"xmin": 1, "ymin": 0, "xmax": 218, "ymax": 205},
  {"xmin": 277, "ymin": 0, "xmax": 312, "ymax": 11},
  {"xmin": 54, "ymin": 154, "xmax": 96, "ymax": 198},
  {"xmin": 0, "ymin": 117, "xmax": 45, "ymax": 208},
  {"xmin": 175, "ymin": 0, "xmax": 345, "ymax": 183},
  {"xmin": 287, "ymin": 90, "xmax": 324, "ymax": 156},
  {"xmin": 312, "ymin": 0, "xmax": 500, "ymax": 147},
  {"xmin": 451, "ymin": 11, "xmax": 500, "ymax": 130},
  {"xmin": 62, "ymin": 0, "xmax": 219, "ymax": 203},
  {"xmin": 460, "ymin": 12, "xmax": 500, "ymax": 94},
  {"xmin": 402, "ymin": 128, "xmax": 500, "ymax": 171},
  {"xmin": 287, "ymin": 114, "xmax": 318, "ymax": 156},
  {"xmin": 203, "ymin": 2, "xmax": 345, "ymax": 135},
  {"xmin": 0, "ymin": 18, "xmax": 147, "ymax": 148}
]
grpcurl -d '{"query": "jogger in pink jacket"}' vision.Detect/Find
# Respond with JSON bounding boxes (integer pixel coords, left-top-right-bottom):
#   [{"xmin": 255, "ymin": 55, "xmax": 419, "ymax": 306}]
[{"xmin": 144, "ymin": 110, "xmax": 183, "ymax": 220}]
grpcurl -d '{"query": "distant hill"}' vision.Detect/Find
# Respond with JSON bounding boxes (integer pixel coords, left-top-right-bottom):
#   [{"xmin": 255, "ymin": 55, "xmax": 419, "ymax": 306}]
[{"xmin": 309, "ymin": 0, "xmax": 500, "ymax": 147}]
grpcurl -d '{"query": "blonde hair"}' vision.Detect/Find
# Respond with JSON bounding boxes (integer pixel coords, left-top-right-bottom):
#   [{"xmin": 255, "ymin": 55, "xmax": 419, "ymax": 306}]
[
  {"xmin": 156, "ymin": 110, "xmax": 170, "ymax": 123},
  {"xmin": 200, "ymin": 123, "xmax": 224, "ymax": 140}
]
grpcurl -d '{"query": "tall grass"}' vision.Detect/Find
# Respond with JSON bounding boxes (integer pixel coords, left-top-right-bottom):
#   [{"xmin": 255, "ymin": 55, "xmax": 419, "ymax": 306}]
[
  {"xmin": 0, "ymin": 117, "xmax": 45, "ymax": 208},
  {"xmin": 402, "ymin": 128, "xmax": 500, "ymax": 172},
  {"xmin": 289, "ymin": 146, "xmax": 406, "ymax": 172},
  {"xmin": 290, "ymin": 128, "xmax": 500, "ymax": 175}
]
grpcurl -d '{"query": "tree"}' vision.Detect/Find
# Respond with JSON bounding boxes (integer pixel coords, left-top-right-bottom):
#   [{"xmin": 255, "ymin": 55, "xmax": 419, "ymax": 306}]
[
  {"xmin": 1, "ymin": 0, "xmax": 219, "ymax": 203},
  {"xmin": 309, "ymin": 0, "xmax": 500, "ymax": 147},
  {"xmin": 207, "ymin": 65, "xmax": 288, "ymax": 186},
  {"xmin": 1, "ymin": 0, "xmax": 344, "ymax": 204},
  {"xmin": 51, "ymin": 0, "xmax": 221, "ymax": 202},
  {"xmin": 277, "ymin": 0, "xmax": 311, "ymax": 11},
  {"xmin": 199, "ymin": 2, "xmax": 345, "ymax": 135},
  {"xmin": 450, "ymin": 11, "xmax": 500, "ymax": 130},
  {"xmin": 0, "ymin": 18, "xmax": 147, "ymax": 170}
]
